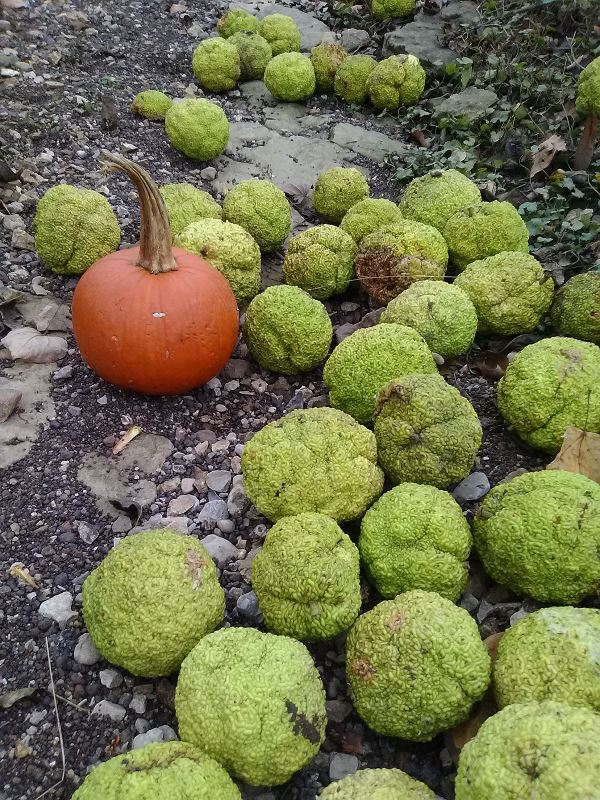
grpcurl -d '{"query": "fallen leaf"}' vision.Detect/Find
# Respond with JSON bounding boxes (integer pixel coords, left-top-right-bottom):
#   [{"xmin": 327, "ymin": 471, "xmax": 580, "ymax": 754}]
[
  {"xmin": 411, "ymin": 129, "xmax": 426, "ymax": 146},
  {"xmin": 574, "ymin": 115, "xmax": 598, "ymax": 172},
  {"xmin": 14, "ymin": 742, "xmax": 32, "ymax": 759},
  {"xmin": 1, "ymin": 327, "xmax": 67, "ymax": 363},
  {"xmin": 9, "ymin": 562, "xmax": 39, "ymax": 588},
  {"xmin": 546, "ymin": 426, "xmax": 600, "ymax": 484},
  {"xmin": 470, "ymin": 350, "xmax": 509, "ymax": 380},
  {"xmin": 0, "ymin": 687, "xmax": 36, "ymax": 709},
  {"xmin": 530, "ymin": 134, "xmax": 566, "ymax": 177},
  {"xmin": 112, "ymin": 425, "xmax": 143, "ymax": 455}
]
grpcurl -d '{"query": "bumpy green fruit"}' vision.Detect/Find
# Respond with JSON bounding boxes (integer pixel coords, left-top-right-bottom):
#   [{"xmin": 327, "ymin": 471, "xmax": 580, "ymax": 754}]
[
  {"xmin": 367, "ymin": 55, "xmax": 426, "ymax": 110},
  {"xmin": 374, "ymin": 373, "xmax": 482, "ymax": 488},
  {"xmin": 550, "ymin": 272, "xmax": 600, "ymax": 344},
  {"xmin": 334, "ymin": 55, "xmax": 377, "ymax": 104},
  {"xmin": 283, "ymin": 224, "xmax": 357, "ymax": 300},
  {"xmin": 576, "ymin": 55, "xmax": 600, "ymax": 116},
  {"xmin": 241, "ymin": 407, "xmax": 384, "ymax": 522},
  {"xmin": 443, "ymin": 201, "xmax": 529, "ymax": 271},
  {"xmin": 165, "ymin": 99, "xmax": 229, "ymax": 161},
  {"xmin": 346, "ymin": 590, "xmax": 491, "ymax": 741},
  {"xmin": 217, "ymin": 8, "xmax": 259, "ymax": 38},
  {"xmin": 71, "ymin": 742, "xmax": 241, "ymax": 800},
  {"xmin": 473, "ymin": 470, "xmax": 600, "ymax": 604},
  {"xmin": 34, "ymin": 185, "xmax": 120, "ymax": 275},
  {"xmin": 264, "ymin": 52, "xmax": 316, "ymax": 101},
  {"xmin": 323, "ymin": 323, "xmax": 437, "ymax": 424},
  {"xmin": 175, "ymin": 627, "xmax": 326, "ymax": 786},
  {"xmin": 310, "ymin": 43, "xmax": 348, "ymax": 93},
  {"xmin": 230, "ymin": 32, "xmax": 272, "ymax": 80},
  {"xmin": 360, "ymin": 483, "xmax": 472, "ymax": 601},
  {"xmin": 340, "ymin": 198, "xmax": 403, "ymax": 244},
  {"xmin": 243, "ymin": 285, "xmax": 332, "ymax": 373},
  {"xmin": 497, "ymin": 336, "xmax": 600, "ymax": 453},
  {"xmin": 399, "ymin": 169, "xmax": 481, "ymax": 233},
  {"xmin": 371, "ymin": 0, "xmax": 416, "ymax": 21},
  {"xmin": 223, "ymin": 179, "xmax": 291, "ymax": 252},
  {"xmin": 321, "ymin": 768, "xmax": 435, "ymax": 799},
  {"xmin": 455, "ymin": 701, "xmax": 600, "ymax": 800},
  {"xmin": 355, "ymin": 220, "xmax": 449, "ymax": 305},
  {"xmin": 454, "ymin": 251, "xmax": 554, "ymax": 335},
  {"xmin": 175, "ymin": 217, "xmax": 260, "ymax": 303},
  {"xmin": 192, "ymin": 38, "xmax": 240, "ymax": 93},
  {"xmin": 494, "ymin": 606, "xmax": 600, "ymax": 711},
  {"xmin": 131, "ymin": 90, "xmax": 172, "ymax": 120},
  {"xmin": 259, "ymin": 13, "xmax": 301, "ymax": 56},
  {"xmin": 82, "ymin": 530, "xmax": 224, "ymax": 677},
  {"xmin": 381, "ymin": 280, "xmax": 477, "ymax": 358},
  {"xmin": 252, "ymin": 512, "xmax": 361, "ymax": 640},
  {"xmin": 312, "ymin": 167, "xmax": 370, "ymax": 224},
  {"xmin": 159, "ymin": 183, "xmax": 222, "ymax": 236}
]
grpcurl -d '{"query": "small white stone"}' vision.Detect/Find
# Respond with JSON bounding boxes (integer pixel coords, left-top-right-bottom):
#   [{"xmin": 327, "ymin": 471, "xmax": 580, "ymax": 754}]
[
  {"xmin": 73, "ymin": 633, "xmax": 101, "ymax": 665},
  {"xmin": 92, "ymin": 700, "xmax": 126, "ymax": 722},
  {"xmin": 100, "ymin": 668, "xmax": 123, "ymax": 689},
  {"xmin": 39, "ymin": 592, "xmax": 77, "ymax": 628}
]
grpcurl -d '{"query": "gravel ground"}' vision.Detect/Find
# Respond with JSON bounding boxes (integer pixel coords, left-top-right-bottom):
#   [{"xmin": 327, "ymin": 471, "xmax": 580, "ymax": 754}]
[{"xmin": 0, "ymin": 0, "xmax": 562, "ymax": 798}]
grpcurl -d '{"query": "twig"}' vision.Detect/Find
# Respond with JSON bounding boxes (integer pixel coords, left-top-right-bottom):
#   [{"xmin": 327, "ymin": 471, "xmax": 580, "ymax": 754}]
[
  {"xmin": 36, "ymin": 638, "xmax": 66, "ymax": 799},
  {"xmin": 51, "ymin": 692, "xmax": 91, "ymax": 714}
]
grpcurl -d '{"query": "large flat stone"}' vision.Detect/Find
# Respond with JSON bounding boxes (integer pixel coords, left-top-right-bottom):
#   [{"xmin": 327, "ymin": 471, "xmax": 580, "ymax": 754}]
[
  {"xmin": 331, "ymin": 122, "xmax": 410, "ymax": 162},
  {"xmin": 0, "ymin": 363, "xmax": 54, "ymax": 469},
  {"xmin": 234, "ymin": 2, "xmax": 332, "ymax": 51},
  {"xmin": 264, "ymin": 105, "xmax": 334, "ymax": 135},
  {"xmin": 431, "ymin": 87, "xmax": 498, "ymax": 121},
  {"xmin": 77, "ymin": 453, "xmax": 158, "ymax": 518},
  {"xmin": 382, "ymin": 15, "xmax": 457, "ymax": 72}
]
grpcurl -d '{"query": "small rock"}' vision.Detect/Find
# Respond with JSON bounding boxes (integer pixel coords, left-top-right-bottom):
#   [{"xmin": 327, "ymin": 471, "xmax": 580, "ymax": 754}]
[
  {"xmin": 0, "ymin": 387, "xmax": 21, "ymax": 423},
  {"xmin": 77, "ymin": 521, "xmax": 100, "ymax": 544},
  {"xmin": 38, "ymin": 592, "xmax": 77, "ymax": 627},
  {"xmin": 431, "ymin": 87, "xmax": 498, "ymax": 121},
  {"xmin": 236, "ymin": 591, "xmax": 263, "ymax": 623},
  {"xmin": 129, "ymin": 694, "xmax": 147, "ymax": 714},
  {"xmin": 340, "ymin": 28, "xmax": 370, "ymax": 52},
  {"xmin": 180, "ymin": 477, "xmax": 195, "ymax": 494},
  {"xmin": 326, "ymin": 699, "xmax": 352, "ymax": 723},
  {"xmin": 200, "ymin": 166, "xmax": 217, "ymax": 180},
  {"xmin": 460, "ymin": 593, "xmax": 479, "ymax": 613},
  {"xmin": 452, "ymin": 472, "xmax": 491, "ymax": 504},
  {"xmin": 198, "ymin": 499, "xmax": 229, "ymax": 526},
  {"xmin": 476, "ymin": 599, "xmax": 494, "ymax": 624},
  {"xmin": 168, "ymin": 494, "xmax": 198, "ymax": 515},
  {"xmin": 2, "ymin": 214, "xmax": 25, "ymax": 231},
  {"xmin": 100, "ymin": 668, "xmax": 123, "ymax": 689},
  {"xmin": 227, "ymin": 475, "xmax": 249, "ymax": 518},
  {"xmin": 217, "ymin": 518, "xmax": 235, "ymax": 534},
  {"xmin": 112, "ymin": 515, "xmax": 132, "ymax": 534},
  {"xmin": 11, "ymin": 228, "xmax": 35, "ymax": 250},
  {"xmin": 329, "ymin": 752, "xmax": 359, "ymax": 781},
  {"xmin": 132, "ymin": 724, "xmax": 178, "ymax": 749},
  {"xmin": 335, "ymin": 322, "xmax": 358, "ymax": 344},
  {"xmin": 205, "ymin": 470, "xmax": 232, "ymax": 493},
  {"xmin": 92, "ymin": 700, "xmax": 126, "ymax": 722},
  {"xmin": 52, "ymin": 365, "xmax": 73, "ymax": 381},
  {"xmin": 201, "ymin": 533, "xmax": 238, "ymax": 567},
  {"xmin": 73, "ymin": 633, "xmax": 101, "ymax": 665}
]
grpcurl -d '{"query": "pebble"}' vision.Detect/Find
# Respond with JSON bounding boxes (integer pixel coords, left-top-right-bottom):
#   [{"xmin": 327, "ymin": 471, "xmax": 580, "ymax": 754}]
[
  {"xmin": 180, "ymin": 477, "xmax": 195, "ymax": 494},
  {"xmin": 132, "ymin": 725, "xmax": 177, "ymax": 750},
  {"xmin": 452, "ymin": 472, "xmax": 490, "ymax": 504},
  {"xmin": 77, "ymin": 521, "xmax": 99, "ymax": 544},
  {"xmin": 329, "ymin": 752, "xmax": 359, "ymax": 781},
  {"xmin": 38, "ymin": 591, "xmax": 77, "ymax": 627},
  {"xmin": 236, "ymin": 591, "xmax": 263, "ymax": 623},
  {"xmin": 100, "ymin": 668, "xmax": 123, "ymax": 689},
  {"xmin": 73, "ymin": 633, "xmax": 101, "ymax": 666},
  {"xmin": 92, "ymin": 700, "xmax": 126, "ymax": 722},
  {"xmin": 112, "ymin": 515, "xmax": 132, "ymax": 534},
  {"xmin": 200, "ymin": 166, "xmax": 217, "ymax": 180},
  {"xmin": 129, "ymin": 694, "xmax": 147, "ymax": 714},
  {"xmin": 167, "ymin": 494, "xmax": 198, "ymax": 516},
  {"xmin": 326, "ymin": 699, "xmax": 352, "ymax": 723},
  {"xmin": 201, "ymin": 533, "xmax": 238, "ymax": 567},
  {"xmin": 227, "ymin": 475, "xmax": 249, "ymax": 517},
  {"xmin": 217, "ymin": 518, "xmax": 235, "ymax": 534},
  {"xmin": 198, "ymin": 498, "xmax": 229, "ymax": 526},
  {"xmin": 206, "ymin": 470, "xmax": 232, "ymax": 492}
]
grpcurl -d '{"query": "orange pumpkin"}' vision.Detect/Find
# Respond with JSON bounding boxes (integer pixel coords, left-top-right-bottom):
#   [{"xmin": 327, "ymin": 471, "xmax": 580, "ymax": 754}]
[{"xmin": 71, "ymin": 153, "xmax": 239, "ymax": 395}]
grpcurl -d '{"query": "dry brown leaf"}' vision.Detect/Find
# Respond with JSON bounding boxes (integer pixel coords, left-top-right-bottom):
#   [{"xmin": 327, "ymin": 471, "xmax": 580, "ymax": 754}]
[
  {"xmin": 470, "ymin": 350, "xmax": 509, "ymax": 380},
  {"xmin": 1, "ymin": 327, "xmax": 67, "ymax": 363},
  {"xmin": 112, "ymin": 425, "xmax": 143, "ymax": 455},
  {"xmin": 574, "ymin": 115, "xmax": 598, "ymax": 172},
  {"xmin": 546, "ymin": 426, "xmax": 600, "ymax": 484},
  {"xmin": 530, "ymin": 134, "xmax": 567, "ymax": 177},
  {"xmin": 9, "ymin": 562, "xmax": 39, "ymax": 589}
]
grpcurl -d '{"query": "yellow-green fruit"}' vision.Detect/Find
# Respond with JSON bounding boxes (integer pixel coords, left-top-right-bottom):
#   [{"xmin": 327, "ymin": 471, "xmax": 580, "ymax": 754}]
[
  {"xmin": 230, "ymin": 31, "xmax": 272, "ymax": 80},
  {"xmin": 453, "ymin": 251, "xmax": 554, "ymax": 335},
  {"xmin": 497, "ymin": 336, "xmax": 600, "ymax": 453},
  {"xmin": 243, "ymin": 285, "xmax": 332, "ymax": 374},
  {"xmin": 340, "ymin": 198, "xmax": 403, "ymax": 244},
  {"xmin": 310, "ymin": 43, "xmax": 348, "ymax": 93},
  {"xmin": 493, "ymin": 606, "xmax": 600, "ymax": 712},
  {"xmin": 175, "ymin": 627, "xmax": 326, "ymax": 786},
  {"xmin": 251, "ymin": 512, "xmax": 361, "ymax": 640},
  {"xmin": 473, "ymin": 470, "xmax": 600, "ymax": 604},
  {"xmin": 223, "ymin": 179, "xmax": 291, "ymax": 252},
  {"xmin": 550, "ymin": 272, "xmax": 600, "ymax": 344},
  {"xmin": 71, "ymin": 742, "xmax": 241, "ymax": 800},
  {"xmin": 443, "ymin": 201, "xmax": 529, "ymax": 271},
  {"xmin": 192, "ymin": 38, "xmax": 241, "ymax": 92},
  {"xmin": 381, "ymin": 280, "xmax": 477, "ymax": 358},
  {"xmin": 334, "ymin": 54, "xmax": 377, "ymax": 104},
  {"xmin": 367, "ymin": 55, "xmax": 426, "ymax": 110},
  {"xmin": 355, "ymin": 220, "xmax": 448, "ymax": 305},
  {"xmin": 34, "ymin": 185, "xmax": 120, "ymax": 275},
  {"xmin": 82, "ymin": 530, "xmax": 224, "ymax": 677},
  {"xmin": 455, "ymin": 702, "xmax": 600, "ymax": 800},
  {"xmin": 131, "ymin": 90, "xmax": 172, "ymax": 120},
  {"xmin": 175, "ymin": 218, "xmax": 260, "ymax": 303},
  {"xmin": 576, "ymin": 55, "xmax": 600, "ymax": 116},
  {"xmin": 283, "ymin": 224, "xmax": 358, "ymax": 300},
  {"xmin": 217, "ymin": 8, "xmax": 259, "ymax": 37},
  {"xmin": 165, "ymin": 99, "xmax": 229, "ymax": 161},
  {"xmin": 259, "ymin": 13, "xmax": 301, "ymax": 56},
  {"xmin": 321, "ymin": 768, "xmax": 436, "ymax": 799},
  {"xmin": 359, "ymin": 483, "xmax": 472, "ymax": 601},
  {"xmin": 323, "ymin": 323, "xmax": 437, "ymax": 424},
  {"xmin": 241, "ymin": 407, "xmax": 384, "ymax": 522},
  {"xmin": 313, "ymin": 166, "xmax": 370, "ymax": 224},
  {"xmin": 399, "ymin": 169, "xmax": 482, "ymax": 233},
  {"xmin": 371, "ymin": 0, "xmax": 416, "ymax": 21},
  {"xmin": 346, "ymin": 591, "xmax": 491, "ymax": 741},
  {"xmin": 374, "ymin": 373, "xmax": 482, "ymax": 489},
  {"xmin": 159, "ymin": 183, "xmax": 222, "ymax": 236},
  {"xmin": 264, "ymin": 52, "xmax": 316, "ymax": 102}
]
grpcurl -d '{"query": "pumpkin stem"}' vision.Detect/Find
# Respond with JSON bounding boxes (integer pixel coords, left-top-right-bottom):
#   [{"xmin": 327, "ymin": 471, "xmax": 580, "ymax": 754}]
[{"xmin": 100, "ymin": 151, "xmax": 177, "ymax": 274}]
